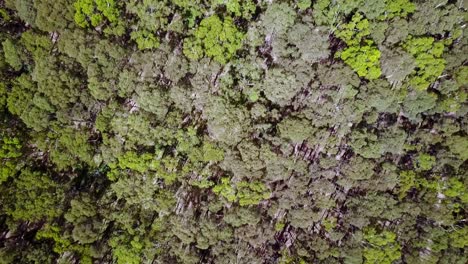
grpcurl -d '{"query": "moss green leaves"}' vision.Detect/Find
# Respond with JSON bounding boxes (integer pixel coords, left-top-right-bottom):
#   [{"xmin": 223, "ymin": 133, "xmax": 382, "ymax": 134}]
[{"xmin": 183, "ymin": 15, "xmax": 244, "ymax": 64}]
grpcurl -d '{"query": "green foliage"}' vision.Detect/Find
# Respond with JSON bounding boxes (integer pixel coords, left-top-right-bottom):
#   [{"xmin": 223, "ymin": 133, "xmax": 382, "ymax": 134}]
[
  {"xmin": 449, "ymin": 226, "xmax": 468, "ymax": 249},
  {"xmin": 2, "ymin": 39, "xmax": 22, "ymax": 71},
  {"xmin": 363, "ymin": 228, "xmax": 401, "ymax": 264},
  {"xmin": 212, "ymin": 0, "xmax": 256, "ymax": 19},
  {"xmin": 335, "ymin": 13, "xmax": 370, "ymax": 46},
  {"xmin": 73, "ymin": 0, "xmax": 124, "ymax": 35},
  {"xmin": 403, "ymin": 36, "xmax": 446, "ymax": 90},
  {"xmin": 74, "ymin": 0, "xmax": 120, "ymax": 26},
  {"xmin": 359, "ymin": 0, "xmax": 415, "ymax": 20},
  {"xmin": 261, "ymin": 2, "xmax": 296, "ymax": 36},
  {"xmin": 398, "ymin": 170, "xmax": 416, "ymax": 199},
  {"xmin": 130, "ymin": 30, "xmax": 160, "ymax": 50},
  {"xmin": 183, "ymin": 15, "xmax": 244, "ymax": 64},
  {"xmin": 213, "ymin": 178, "xmax": 271, "ymax": 206},
  {"xmin": 262, "ymin": 68, "xmax": 303, "ymax": 106},
  {"xmin": 36, "ymin": 224, "xmax": 73, "ymax": 254},
  {"xmin": 297, "ymin": 0, "xmax": 311, "ymax": 11},
  {"xmin": 49, "ymin": 128, "xmax": 95, "ymax": 170},
  {"xmin": 0, "ymin": 1, "xmax": 467, "ymax": 263},
  {"xmin": 443, "ymin": 178, "xmax": 468, "ymax": 204},
  {"xmin": 0, "ymin": 8, "xmax": 11, "ymax": 22},
  {"xmin": 0, "ymin": 136, "xmax": 22, "ymax": 183},
  {"xmin": 0, "ymin": 83, "xmax": 6, "ymax": 108},
  {"xmin": 202, "ymin": 142, "xmax": 224, "ymax": 163},
  {"xmin": 312, "ymin": 0, "xmax": 361, "ymax": 26},
  {"xmin": 444, "ymin": 135, "xmax": 468, "ymax": 161},
  {"xmin": 109, "ymin": 234, "xmax": 142, "ymax": 264},
  {"xmin": 5, "ymin": 169, "xmax": 64, "ymax": 222},
  {"xmin": 382, "ymin": 0, "xmax": 415, "ymax": 20},
  {"xmin": 335, "ymin": 13, "xmax": 381, "ymax": 80},
  {"xmin": 10, "ymin": 0, "xmax": 36, "ymax": 26},
  {"xmin": 415, "ymin": 153, "xmax": 436, "ymax": 171}
]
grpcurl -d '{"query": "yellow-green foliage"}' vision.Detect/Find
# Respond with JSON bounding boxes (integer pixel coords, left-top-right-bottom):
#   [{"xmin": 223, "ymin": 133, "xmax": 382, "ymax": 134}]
[
  {"xmin": 183, "ymin": 15, "xmax": 244, "ymax": 64},
  {"xmin": 415, "ymin": 153, "xmax": 436, "ymax": 171},
  {"xmin": 449, "ymin": 226, "xmax": 468, "ymax": 248},
  {"xmin": 73, "ymin": 0, "xmax": 124, "ymax": 35},
  {"xmin": 335, "ymin": 13, "xmax": 381, "ymax": 80},
  {"xmin": 363, "ymin": 228, "xmax": 401, "ymax": 264},
  {"xmin": 380, "ymin": 0, "xmax": 415, "ymax": 20},
  {"xmin": 403, "ymin": 36, "xmax": 446, "ymax": 90},
  {"xmin": 5, "ymin": 169, "xmax": 64, "ymax": 222},
  {"xmin": 0, "ymin": 136, "xmax": 22, "ymax": 183},
  {"xmin": 213, "ymin": 178, "xmax": 271, "ymax": 206}
]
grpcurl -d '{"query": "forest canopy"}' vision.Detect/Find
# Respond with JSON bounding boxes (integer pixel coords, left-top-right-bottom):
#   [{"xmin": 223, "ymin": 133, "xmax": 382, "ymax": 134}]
[{"xmin": 0, "ymin": 0, "xmax": 467, "ymax": 263}]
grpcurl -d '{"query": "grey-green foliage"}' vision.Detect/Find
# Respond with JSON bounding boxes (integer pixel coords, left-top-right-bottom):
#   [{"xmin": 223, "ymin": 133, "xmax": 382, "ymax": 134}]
[
  {"xmin": 317, "ymin": 63, "xmax": 361, "ymax": 88},
  {"xmin": 278, "ymin": 117, "xmax": 315, "ymax": 144},
  {"xmin": 223, "ymin": 207, "xmax": 260, "ymax": 227},
  {"xmin": 340, "ymin": 156, "xmax": 376, "ymax": 182},
  {"xmin": 359, "ymin": 79, "xmax": 403, "ymax": 113},
  {"xmin": 110, "ymin": 111, "xmax": 156, "ymax": 148},
  {"xmin": 349, "ymin": 127, "xmax": 407, "ymax": 159},
  {"xmin": 1, "ymin": 1, "xmax": 467, "ymax": 263},
  {"xmin": 402, "ymin": 90, "xmax": 438, "ymax": 121},
  {"xmin": 287, "ymin": 24, "xmax": 330, "ymax": 63},
  {"xmin": 65, "ymin": 195, "xmax": 105, "ymax": 244},
  {"xmin": 260, "ymin": 3, "xmax": 296, "ymax": 36},
  {"xmin": 385, "ymin": 18, "xmax": 409, "ymax": 45},
  {"xmin": 34, "ymin": 0, "xmax": 75, "ymax": 32},
  {"xmin": 11, "ymin": 0, "xmax": 36, "ymax": 26},
  {"xmin": 409, "ymin": 1, "xmax": 464, "ymax": 36},
  {"xmin": 133, "ymin": 89, "xmax": 169, "ymax": 121},
  {"xmin": 203, "ymin": 98, "xmax": 249, "ymax": 145},
  {"xmin": 380, "ymin": 47, "xmax": 415, "ymax": 87},
  {"xmin": 262, "ymin": 68, "xmax": 303, "ymax": 107}
]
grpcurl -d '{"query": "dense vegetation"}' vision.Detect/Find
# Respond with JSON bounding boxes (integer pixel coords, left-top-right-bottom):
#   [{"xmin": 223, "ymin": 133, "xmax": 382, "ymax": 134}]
[{"xmin": 0, "ymin": 0, "xmax": 467, "ymax": 263}]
